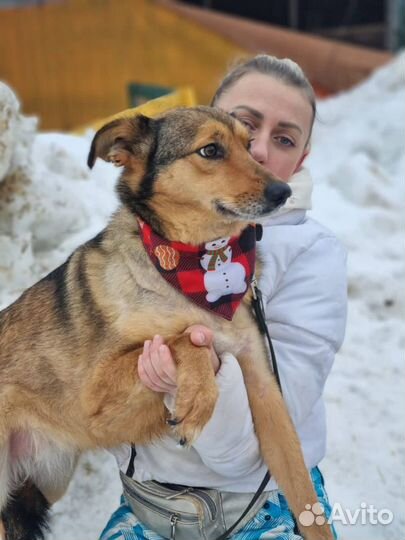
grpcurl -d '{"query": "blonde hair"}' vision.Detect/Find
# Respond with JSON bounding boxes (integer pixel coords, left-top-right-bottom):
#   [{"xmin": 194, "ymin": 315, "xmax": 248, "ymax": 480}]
[{"xmin": 211, "ymin": 54, "xmax": 316, "ymax": 139}]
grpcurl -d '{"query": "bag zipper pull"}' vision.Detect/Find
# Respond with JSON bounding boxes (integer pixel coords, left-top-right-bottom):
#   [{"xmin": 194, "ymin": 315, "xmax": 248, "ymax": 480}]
[
  {"xmin": 170, "ymin": 513, "xmax": 179, "ymax": 540},
  {"xmin": 165, "ymin": 487, "xmax": 191, "ymax": 500}
]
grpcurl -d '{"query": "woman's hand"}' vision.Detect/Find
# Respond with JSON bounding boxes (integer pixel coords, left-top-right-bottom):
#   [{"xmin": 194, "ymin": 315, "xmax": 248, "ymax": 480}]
[{"xmin": 138, "ymin": 325, "xmax": 220, "ymax": 395}]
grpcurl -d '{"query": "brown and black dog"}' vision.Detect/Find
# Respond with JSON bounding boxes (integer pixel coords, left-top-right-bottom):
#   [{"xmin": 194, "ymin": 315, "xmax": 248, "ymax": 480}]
[{"xmin": 0, "ymin": 107, "xmax": 333, "ymax": 540}]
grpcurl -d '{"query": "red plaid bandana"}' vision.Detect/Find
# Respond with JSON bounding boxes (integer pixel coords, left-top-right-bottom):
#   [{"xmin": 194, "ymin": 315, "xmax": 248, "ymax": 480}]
[{"xmin": 138, "ymin": 220, "xmax": 256, "ymax": 320}]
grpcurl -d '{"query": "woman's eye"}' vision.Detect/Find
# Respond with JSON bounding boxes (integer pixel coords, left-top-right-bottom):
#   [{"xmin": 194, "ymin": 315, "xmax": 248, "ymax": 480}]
[
  {"xmin": 240, "ymin": 119, "xmax": 255, "ymax": 132},
  {"xmin": 276, "ymin": 136, "xmax": 295, "ymax": 147},
  {"xmin": 198, "ymin": 144, "xmax": 221, "ymax": 159}
]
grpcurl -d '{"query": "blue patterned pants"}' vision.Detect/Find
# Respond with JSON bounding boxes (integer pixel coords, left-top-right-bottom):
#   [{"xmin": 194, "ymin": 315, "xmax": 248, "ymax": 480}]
[{"xmin": 99, "ymin": 468, "xmax": 337, "ymax": 540}]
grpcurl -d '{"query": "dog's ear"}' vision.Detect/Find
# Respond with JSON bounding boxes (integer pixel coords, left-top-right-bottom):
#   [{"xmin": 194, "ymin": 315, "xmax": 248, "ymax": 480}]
[{"xmin": 87, "ymin": 115, "xmax": 153, "ymax": 169}]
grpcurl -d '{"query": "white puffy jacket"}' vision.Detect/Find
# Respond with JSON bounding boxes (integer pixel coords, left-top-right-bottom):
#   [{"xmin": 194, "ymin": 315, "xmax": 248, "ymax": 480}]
[{"xmin": 112, "ymin": 170, "xmax": 348, "ymax": 492}]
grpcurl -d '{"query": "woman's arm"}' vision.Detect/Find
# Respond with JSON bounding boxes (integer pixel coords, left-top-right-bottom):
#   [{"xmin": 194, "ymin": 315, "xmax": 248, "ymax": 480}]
[
  {"xmin": 186, "ymin": 352, "xmax": 263, "ymax": 478},
  {"xmin": 138, "ymin": 329, "xmax": 263, "ymax": 478}
]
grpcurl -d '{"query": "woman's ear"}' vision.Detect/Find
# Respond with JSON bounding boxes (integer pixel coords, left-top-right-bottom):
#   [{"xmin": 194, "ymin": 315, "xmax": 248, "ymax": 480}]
[{"xmin": 293, "ymin": 148, "xmax": 310, "ymax": 173}]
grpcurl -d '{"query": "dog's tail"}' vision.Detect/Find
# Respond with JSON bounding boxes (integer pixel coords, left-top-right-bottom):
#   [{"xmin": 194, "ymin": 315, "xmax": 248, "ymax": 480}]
[
  {"xmin": 0, "ymin": 441, "xmax": 50, "ymax": 540},
  {"xmin": 1, "ymin": 479, "xmax": 50, "ymax": 540}
]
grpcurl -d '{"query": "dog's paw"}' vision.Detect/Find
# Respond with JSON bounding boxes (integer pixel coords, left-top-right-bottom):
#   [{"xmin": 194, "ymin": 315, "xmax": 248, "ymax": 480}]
[{"xmin": 171, "ymin": 384, "xmax": 218, "ymax": 445}]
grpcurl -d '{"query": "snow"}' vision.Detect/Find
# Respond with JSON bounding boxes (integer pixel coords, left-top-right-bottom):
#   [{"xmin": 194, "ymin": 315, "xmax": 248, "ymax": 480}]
[{"xmin": 0, "ymin": 52, "xmax": 404, "ymax": 539}]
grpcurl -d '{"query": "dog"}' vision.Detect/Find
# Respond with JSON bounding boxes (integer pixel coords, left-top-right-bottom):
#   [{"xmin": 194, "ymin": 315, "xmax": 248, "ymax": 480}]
[{"xmin": 0, "ymin": 106, "xmax": 333, "ymax": 540}]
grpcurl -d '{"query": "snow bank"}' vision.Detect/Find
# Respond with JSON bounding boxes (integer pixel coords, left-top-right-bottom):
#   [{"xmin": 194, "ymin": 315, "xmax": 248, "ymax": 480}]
[
  {"xmin": 307, "ymin": 52, "xmax": 405, "ymax": 540},
  {"xmin": 0, "ymin": 82, "xmax": 36, "ymax": 184}
]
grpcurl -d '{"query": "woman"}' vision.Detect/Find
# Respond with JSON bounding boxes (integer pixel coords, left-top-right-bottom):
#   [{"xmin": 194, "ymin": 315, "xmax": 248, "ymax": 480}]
[{"xmin": 100, "ymin": 55, "xmax": 347, "ymax": 540}]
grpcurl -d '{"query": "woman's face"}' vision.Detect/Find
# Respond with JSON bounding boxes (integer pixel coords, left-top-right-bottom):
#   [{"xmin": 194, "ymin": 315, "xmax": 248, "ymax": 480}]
[{"xmin": 215, "ymin": 72, "xmax": 313, "ymax": 181}]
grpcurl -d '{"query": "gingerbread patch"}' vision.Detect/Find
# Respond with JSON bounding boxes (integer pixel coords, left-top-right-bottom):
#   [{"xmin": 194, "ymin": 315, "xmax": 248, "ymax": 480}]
[{"xmin": 154, "ymin": 245, "xmax": 180, "ymax": 271}]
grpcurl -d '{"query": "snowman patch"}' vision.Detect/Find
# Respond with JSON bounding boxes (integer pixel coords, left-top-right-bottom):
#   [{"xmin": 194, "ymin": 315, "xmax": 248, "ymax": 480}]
[{"xmin": 200, "ymin": 237, "xmax": 247, "ymax": 302}]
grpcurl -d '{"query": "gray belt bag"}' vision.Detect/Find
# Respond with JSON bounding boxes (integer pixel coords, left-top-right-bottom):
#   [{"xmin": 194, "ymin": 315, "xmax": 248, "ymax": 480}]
[{"xmin": 120, "ymin": 471, "xmax": 269, "ymax": 540}]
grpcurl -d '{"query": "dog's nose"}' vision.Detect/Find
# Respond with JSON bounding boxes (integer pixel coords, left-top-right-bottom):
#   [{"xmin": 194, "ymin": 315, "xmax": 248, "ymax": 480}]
[{"xmin": 264, "ymin": 181, "xmax": 292, "ymax": 208}]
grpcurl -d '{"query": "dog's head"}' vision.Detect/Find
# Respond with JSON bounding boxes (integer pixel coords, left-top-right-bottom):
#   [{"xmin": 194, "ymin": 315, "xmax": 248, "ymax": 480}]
[{"xmin": 88, "ymin": 106, "xmax": 291, "ymax": 242}]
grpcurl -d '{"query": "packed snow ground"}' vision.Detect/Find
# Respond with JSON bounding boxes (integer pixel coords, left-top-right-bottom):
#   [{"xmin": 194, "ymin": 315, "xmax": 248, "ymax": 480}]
[{"xmin": 0, "ymin": 53, "xmax": 404, "ymax": 540}]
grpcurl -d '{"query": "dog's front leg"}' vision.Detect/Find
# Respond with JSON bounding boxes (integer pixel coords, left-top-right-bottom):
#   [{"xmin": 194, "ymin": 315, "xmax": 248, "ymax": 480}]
[
  {"xmin": 81, "ymin": 335, "xmax": 218, "ymax": 449},
  {"xmin": 237, "ymin": 340, "xmax": 333, "ymax": 540},
  {"xmin": 81, "ymin": 345, "xmax": 168, "ymax": 447},
  {"xmin": 164, "ymin": 334, "xmax": 219, "ymax": 446}
]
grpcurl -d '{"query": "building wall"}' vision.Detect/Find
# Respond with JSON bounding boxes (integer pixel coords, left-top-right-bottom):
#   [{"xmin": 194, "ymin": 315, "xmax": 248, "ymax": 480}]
[{"xmin": 0, "ymin": 0, "xmax": 246, "ymax": 129}]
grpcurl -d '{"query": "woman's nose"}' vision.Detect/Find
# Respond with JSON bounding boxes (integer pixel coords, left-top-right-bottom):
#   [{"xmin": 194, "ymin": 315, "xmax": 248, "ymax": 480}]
[{"xmin": 250, "ymin": 136, "xmax": 269, "ymax": 165}]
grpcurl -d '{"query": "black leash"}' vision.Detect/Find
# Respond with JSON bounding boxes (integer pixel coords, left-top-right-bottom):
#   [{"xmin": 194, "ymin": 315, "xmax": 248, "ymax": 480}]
[
  {"xmin": 215, "ymin": 469, "xmax": 271, "ymax": 540},
  {"xmin": 125, "ymin": 444, "xmax": 137, "ymax": 478},
  {"xmin": 250, "ymin": 277, "xmax": 283, "ymax": 394}
]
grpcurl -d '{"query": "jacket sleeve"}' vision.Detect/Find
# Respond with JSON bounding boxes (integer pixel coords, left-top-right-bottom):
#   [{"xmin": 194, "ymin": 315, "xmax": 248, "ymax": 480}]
[
  {"xmin": 264, "ymin": 235, "xmax": 347, "ymax": 427},
  {"xmin": 189, "ymin": 235, "xmax": 347, "ymax": 477},
  {"xmin": 190, "ymin": 352, "xmax": 263, "ymax": 478}
]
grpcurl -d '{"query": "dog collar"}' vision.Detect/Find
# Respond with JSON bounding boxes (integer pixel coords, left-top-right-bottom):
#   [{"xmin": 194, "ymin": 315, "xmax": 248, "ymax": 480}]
[{"xmin": 137, "ymin": 220, "xmax": 256, "ymax": 320}]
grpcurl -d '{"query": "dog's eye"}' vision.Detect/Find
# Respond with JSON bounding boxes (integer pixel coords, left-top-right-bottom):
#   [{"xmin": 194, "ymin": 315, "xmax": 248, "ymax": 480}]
[{"xmin": 197, "ymin": 144, "xmax": 222, "ymax": 159}]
